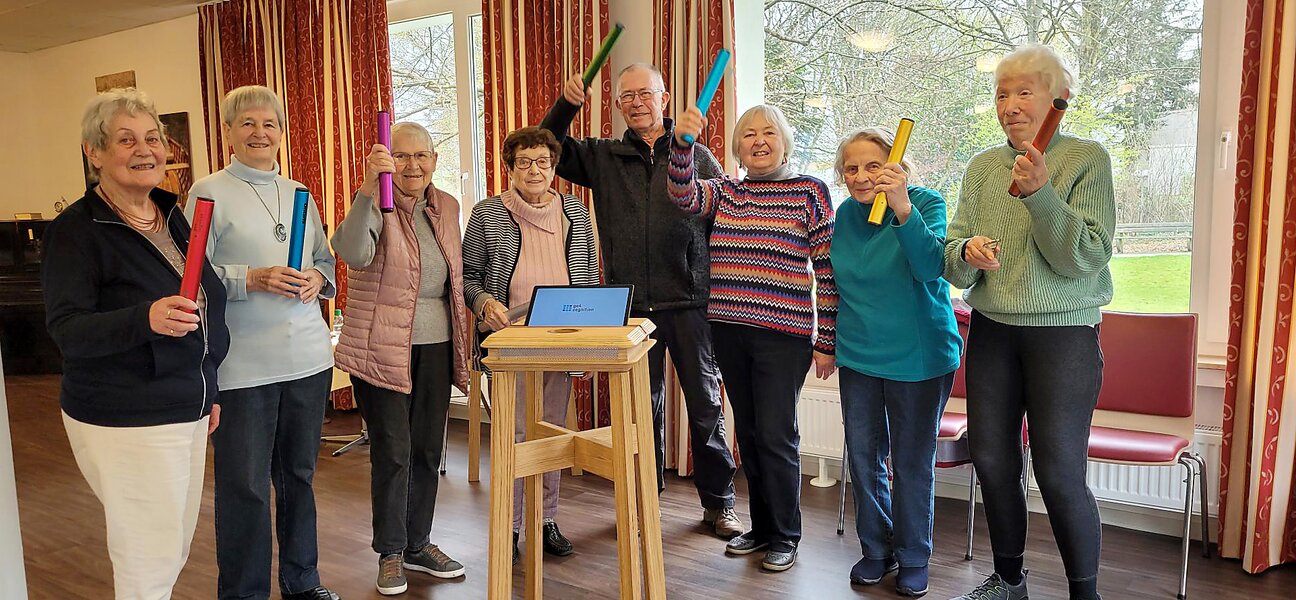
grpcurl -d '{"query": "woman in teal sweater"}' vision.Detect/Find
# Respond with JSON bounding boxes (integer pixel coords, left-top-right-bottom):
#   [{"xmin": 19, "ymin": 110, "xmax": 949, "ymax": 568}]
[
  {"xmin": 946, "ymin": 45, "xmax": 1115, "ymax": 600},
  {"xmin": 830, "ymin": 128, "xmax": 961, "ymax": 597}
]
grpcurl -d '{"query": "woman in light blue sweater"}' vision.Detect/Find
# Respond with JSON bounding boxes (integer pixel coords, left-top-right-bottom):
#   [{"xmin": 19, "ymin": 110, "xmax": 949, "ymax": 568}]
[
  {"xmin": 830, "ymin": 127, "xmax": 961, "ymax": 597},
  {"xmin": 186, "ymin": 85, "xmax": 340, "ymax": 600}
]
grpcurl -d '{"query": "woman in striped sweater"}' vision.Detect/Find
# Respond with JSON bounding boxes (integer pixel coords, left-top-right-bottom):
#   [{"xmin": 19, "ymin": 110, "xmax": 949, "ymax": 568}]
[
  {"xmin": 945, "ymin": 45, "xmax": 1115, "ymax": 600},
  {"xmin": 461, "ymin": 126, "xmax": 599, "ymax": 563},
  {"xmin": 669, "ymin": 104, "xmax": 837, "ymax": 573}
]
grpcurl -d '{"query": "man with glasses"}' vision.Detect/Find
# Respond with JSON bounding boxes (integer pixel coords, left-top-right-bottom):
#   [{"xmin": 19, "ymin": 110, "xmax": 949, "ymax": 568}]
[{"xmin": 540, "ymin": 63, "xmax": 741, "ymax": 540}]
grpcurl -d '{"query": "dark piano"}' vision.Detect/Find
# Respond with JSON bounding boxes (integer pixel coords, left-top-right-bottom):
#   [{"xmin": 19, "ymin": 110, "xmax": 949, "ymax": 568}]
[{"xmin": 0, "ymin": 219, "xmax": 62, "ymax": 374}]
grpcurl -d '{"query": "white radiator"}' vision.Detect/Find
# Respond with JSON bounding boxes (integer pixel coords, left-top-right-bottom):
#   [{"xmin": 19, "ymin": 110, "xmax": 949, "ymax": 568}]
[
  {"xmin": 796, "ymin": 385, "xmax": 1223, "ymax": 526},
  {"xmin": 797, "ymin": 386, "xmax": 845, "ymax": 460}
]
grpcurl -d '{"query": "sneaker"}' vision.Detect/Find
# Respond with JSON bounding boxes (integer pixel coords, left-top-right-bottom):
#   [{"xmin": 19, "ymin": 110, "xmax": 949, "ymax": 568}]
[
  {"xmin": 542, "ymin": 521, "xmax": 574, "ymax": 556},
  {"xmin": 703, "ymin": 507, "xmax": 744, "ymax": 539},
  {"xmin": 897, "ymin": 565, "xmax": 929, "ymax": 597},
  {"xmin": 950, "ymin": 572, "xmax": 1029, "ymax": 600},
  {"xmin": 849, "ymin": 556, "xmax": 898, "ymax": 585},
  {"xmin": 760, "ymin": 544, "xmax": 797, "ymax": 572},
  {"xmin": 403, "ymin": 544, "xmax": 465, "ymax": 579},
  {"xmin": 724, "ymin": 532, "xmax": 770, "ymax": 556},
  {"xmin": 376, "ymin": 554, "xmax": 407, "ymax": 596},
  {"xmin": 282, "ymin": 586, "xmax": 341, "ymax": 600}
]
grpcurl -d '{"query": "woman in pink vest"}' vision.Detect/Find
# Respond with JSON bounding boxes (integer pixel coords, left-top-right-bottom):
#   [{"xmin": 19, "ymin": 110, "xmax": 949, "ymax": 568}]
[{"xmin": 331, "ymin": 121, "xmax": 471, "ymax": 596}]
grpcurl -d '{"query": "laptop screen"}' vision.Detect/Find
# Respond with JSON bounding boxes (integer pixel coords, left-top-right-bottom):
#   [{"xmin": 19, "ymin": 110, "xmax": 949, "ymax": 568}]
[{"xmin": 525, "ymin": 285, "xmax": 633, "ymax": 327}]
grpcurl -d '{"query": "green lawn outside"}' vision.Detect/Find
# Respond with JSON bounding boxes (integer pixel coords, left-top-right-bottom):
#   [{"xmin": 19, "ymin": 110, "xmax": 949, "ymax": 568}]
[
  {"xmin": 1106, "ymin": 253, "xmax": 1191, "ymax": 313},
  {"xmin": 948, "ymin": 253, "xmax": 1191, "ymax": 314}
]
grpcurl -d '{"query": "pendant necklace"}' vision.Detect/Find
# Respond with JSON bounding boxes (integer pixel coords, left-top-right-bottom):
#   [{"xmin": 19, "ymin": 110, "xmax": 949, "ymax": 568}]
[{"xmin": 244, "ymin": 179, "xmax": 286, "ymax": 242}]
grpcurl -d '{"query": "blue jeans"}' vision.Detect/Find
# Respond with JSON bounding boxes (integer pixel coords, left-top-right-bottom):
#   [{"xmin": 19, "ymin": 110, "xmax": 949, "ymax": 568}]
[
  {"xmin": 839, "ymin": 366, "xmax": 953, "ymax": 567},
  {"xmin": 212, "ymin": 368, "xmax": 332, "ymax": 599}
]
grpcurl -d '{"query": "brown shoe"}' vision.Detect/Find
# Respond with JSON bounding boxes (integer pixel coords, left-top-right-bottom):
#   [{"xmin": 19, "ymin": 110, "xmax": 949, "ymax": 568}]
[
  {"xmin": 376, "ymin": 553, "xmax": 407, "ymax": 596},
  {"xmin": 703, "ymin": 507, "xmax": 744, "ymax": 539}
]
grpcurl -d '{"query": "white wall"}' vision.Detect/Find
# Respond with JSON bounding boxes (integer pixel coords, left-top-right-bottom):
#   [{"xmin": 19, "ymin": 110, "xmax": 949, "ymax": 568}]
[
  {"xmin": 0, "ymin": 13, "xmax": 207, "ymax": 218},
  {"xmin": 0, "ymin": 351, "xmax": 28, "ymax": 599},
  {"xmin": 607, "ymin": 0, "xmax": 654, "ymax": 136},
  {"xmin": 0, "ymin": 51, "xmax": 36, "ymax": 216}
]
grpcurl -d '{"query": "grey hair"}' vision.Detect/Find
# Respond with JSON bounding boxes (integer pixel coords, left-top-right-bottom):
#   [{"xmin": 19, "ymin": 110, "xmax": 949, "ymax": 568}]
[
  {"xmin": 732, "ymin": 104, "xmax": 796, "ymax": 165},
  {"xmin": 220, "ymin": 85, "xmax": 286, "ymax": 127},
  {"xmin": 995, "ymin": 44, "xmax": 1076, "ymax": 98},
  {"xmin": 615, "ymin": 62, "xmax": 665, "ymax": 97},
  {"xmin": 833, "ymin": 127, "xmax": 913, "ymax": 185},
  {"xmin": 80, "ymin": 87, "xmax": 164, "ymax": 180},
  {"xmin": 391, "ymin": 121, "xmax": 436, "ymax": 151}
]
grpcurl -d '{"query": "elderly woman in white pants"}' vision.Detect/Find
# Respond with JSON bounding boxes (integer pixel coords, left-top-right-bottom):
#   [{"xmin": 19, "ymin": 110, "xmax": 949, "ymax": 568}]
[{"xmin": 42, "ymin": 88, "xmax": 230, "ymax": 599}]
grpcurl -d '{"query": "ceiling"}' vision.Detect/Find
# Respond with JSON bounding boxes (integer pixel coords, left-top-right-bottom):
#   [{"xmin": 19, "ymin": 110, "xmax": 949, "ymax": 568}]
[{"xmin": 0, "ymin": 0, "xmax": 203, "ymax": 53}]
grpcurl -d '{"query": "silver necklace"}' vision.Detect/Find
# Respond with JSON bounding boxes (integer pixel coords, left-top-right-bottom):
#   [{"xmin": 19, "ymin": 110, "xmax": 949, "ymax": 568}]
[{"xmin": 244, "ymin": 179, "xmax": 286, "ymax": 243}]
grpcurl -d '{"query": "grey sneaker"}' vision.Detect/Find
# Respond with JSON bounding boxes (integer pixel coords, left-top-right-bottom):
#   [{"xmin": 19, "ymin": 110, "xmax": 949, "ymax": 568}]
[
  {"xmin": 403, "ymin": 544, "xmax": 465, "ymax": 579},
  {"xmin": 376, "ymin": 554, "xmax": 407, "ymax": 596},
  {"xmin": 703, "ymin": 507, "xmax": 744, "ymax": 539},
  {"xmin": 950, "ymin": 572, "xmax": 1029, "ymax": 600},
  {"xmin": 760, "ymin": 544, "xmax": 797, "ymax": 572}
]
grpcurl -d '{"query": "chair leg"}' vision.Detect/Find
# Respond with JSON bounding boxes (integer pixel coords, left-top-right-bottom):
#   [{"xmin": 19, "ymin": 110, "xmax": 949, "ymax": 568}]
[
  {"xmin": 439, "ymin": 417, "xmax": 449, "ymax": 475},
  {"xmin": 1177, "ymin": 456, "xmax": 1196, "ymax": 600},
  {"xmin": 837, "ymin": 449, "xmax": 849, "ymax": 535},
  {"xmin": 965, "ymin": 464, "xmax": 977, "ymax": 560},
  {"xmin": 1189, "ymin": 453, "xmax": 1211, "ymax": 558}
]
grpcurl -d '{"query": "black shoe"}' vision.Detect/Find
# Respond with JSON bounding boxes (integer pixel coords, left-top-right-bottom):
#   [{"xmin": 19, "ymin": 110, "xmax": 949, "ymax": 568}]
[
  {"xmin": 513, "ymin": 531, "xmax": 520, "ymax": 565},
  {"xmin": 761, "ymin": 544, "xmax": 797, "ymax": 572},
  {"xmin": 283, "ymin": 587, "xmax": 340, "ymax": 600},
  {"xmin": 543, "ymin": 521, "xmax": 574, "ymax": 556},
  {"xmin": 724, "ymin": 532, "xmax": 770, "ymax": 556}
]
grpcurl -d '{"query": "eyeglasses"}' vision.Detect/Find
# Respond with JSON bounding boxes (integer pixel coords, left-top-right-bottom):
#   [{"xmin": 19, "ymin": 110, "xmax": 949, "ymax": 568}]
[
  {"xmin": 618, "ymin": 89, "xmax": 663, "ymax": 103},
  {"xmin": 392, "ymin": 151, "xmax": 435, "ymax": 163},
  {"xmin": 512, "ymin": 156, "xmax": 554, "ymax": 170}
]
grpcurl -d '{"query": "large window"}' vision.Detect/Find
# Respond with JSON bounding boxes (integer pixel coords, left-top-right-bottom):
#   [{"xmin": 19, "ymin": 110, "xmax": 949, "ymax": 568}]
[
  {"xmin": 763, "ymin": 0, "xmax": 1205, "ymax": 314},
  {"xmin": 388, "ymin": 1, "xmax": 486, "ymax": 222}
]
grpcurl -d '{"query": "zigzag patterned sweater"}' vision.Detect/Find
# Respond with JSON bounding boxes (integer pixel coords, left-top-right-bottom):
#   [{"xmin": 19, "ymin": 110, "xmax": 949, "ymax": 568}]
[{"xmin": 667, "ymin": 143, "xmax": 837, "ymax": 354}]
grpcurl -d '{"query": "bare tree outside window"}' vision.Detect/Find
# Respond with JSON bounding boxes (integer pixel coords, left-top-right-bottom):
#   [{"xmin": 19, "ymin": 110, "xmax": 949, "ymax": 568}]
[
  {"xmin": 765, "ymin": 0, "xmax": 1203, "ymax": 311},
  {"xmin": 390, "ymin": 14, "xmax": 463, "ymax": 197}
]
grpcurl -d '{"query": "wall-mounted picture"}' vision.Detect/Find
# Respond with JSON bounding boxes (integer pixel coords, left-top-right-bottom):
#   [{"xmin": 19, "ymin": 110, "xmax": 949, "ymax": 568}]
[
  {"xmin": 80, "ymin": 111, "xmax": 194, "ymax": 208},
  {"xmin": 158, "ymin": 112, "xmax": 194, "ymax": 206},
  {"xmin": 94, "ymin": 70, "xmax": 136, "ymax": 93}
]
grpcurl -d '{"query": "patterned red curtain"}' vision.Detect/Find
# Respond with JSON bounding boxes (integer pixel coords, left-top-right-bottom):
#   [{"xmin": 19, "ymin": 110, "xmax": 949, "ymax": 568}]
[
  {"xmin": 1216, "ymin": 0, "xmax": 1296, "ymax": 575},
  {"xmin": 654, "ymin": 0, "xmax": 736, "ymax": 172},
  {"xmin": 653, "ymin": 0, "xmax": 738, "ymax": 473},
  {"xmin": 482, "ymin": 0, "xmax": 613, "ymax": 429},
  {"xmin": 198, "ymin": 0, "xmax": 393, "ymax": 409}
]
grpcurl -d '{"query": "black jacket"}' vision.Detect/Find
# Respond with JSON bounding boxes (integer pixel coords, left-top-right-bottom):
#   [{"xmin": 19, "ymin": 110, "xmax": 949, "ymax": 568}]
[
  {"xmin": 540, "ymin": 98, "xmax": 724, "ymax": 312},
  {"xmin": 42, "ymin": 188, "xmax": 229, "ymax": 427}
]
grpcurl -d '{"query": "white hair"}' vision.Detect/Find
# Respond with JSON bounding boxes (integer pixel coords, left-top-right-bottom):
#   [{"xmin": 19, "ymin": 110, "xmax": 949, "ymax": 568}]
[
  {"xmin": 220, "ymin": 85, "xmax": 287, "ymax": 127},
  {"xmin": 995, "ymin": 44, "xmax": 1076, "ymax": 98},
  {"xmin": 80, "ymin": 87, "xmax": 164, "ymax": 180},
  {"xmin": 615, "ymin": 63, "xmax": 665, "ymax": 96},
  {"xmin": 732, "ymin": 104, "xmax": 796, "ymax": 165},
  {"xmin": 391, "ymin": 121, "xmax": 435, "ymax": 151}
]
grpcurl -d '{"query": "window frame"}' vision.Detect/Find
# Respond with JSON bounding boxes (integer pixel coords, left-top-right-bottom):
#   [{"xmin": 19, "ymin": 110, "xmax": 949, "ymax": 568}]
[
  {"xmin": 740, "ymin": 0, "xmax": 1244, "ymax": 381},
  {"xmin": 387, "ymin": 0, "xmax": 486, "ymax": 227}
]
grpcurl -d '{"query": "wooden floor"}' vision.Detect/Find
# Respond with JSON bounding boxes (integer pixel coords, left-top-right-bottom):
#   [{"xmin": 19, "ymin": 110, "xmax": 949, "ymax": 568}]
[{"xmin": 9, "ymin": 374, "xmax": 1294, "ymax": 599}]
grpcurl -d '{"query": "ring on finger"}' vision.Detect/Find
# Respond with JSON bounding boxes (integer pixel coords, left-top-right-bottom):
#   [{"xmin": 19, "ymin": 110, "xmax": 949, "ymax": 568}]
[
  {"xmin": 166, "ymin": 309, "xmax": 172, "ymax": 319},
  {"xmin": 169, "ymin": 328, "xmax": 175, "ymax": 335}
]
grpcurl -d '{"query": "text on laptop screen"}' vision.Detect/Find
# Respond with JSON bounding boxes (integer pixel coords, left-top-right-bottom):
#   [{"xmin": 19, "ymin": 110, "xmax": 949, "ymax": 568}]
[{"xmin": 526, "ymin": 286, "xmax": 632, "ymax": 327}]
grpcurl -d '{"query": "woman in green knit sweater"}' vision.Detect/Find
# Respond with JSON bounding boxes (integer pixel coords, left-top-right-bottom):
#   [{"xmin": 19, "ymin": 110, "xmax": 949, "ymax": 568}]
[{"xmin": 945, "ymin": 45, "xmax": 1115, "ymax": 600}]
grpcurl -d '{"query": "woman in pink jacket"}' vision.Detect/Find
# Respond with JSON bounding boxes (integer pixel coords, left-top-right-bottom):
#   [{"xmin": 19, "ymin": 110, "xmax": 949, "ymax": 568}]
[{"xmin": 331, "ymin": 121, "xmax": 471, "ymax": 596}]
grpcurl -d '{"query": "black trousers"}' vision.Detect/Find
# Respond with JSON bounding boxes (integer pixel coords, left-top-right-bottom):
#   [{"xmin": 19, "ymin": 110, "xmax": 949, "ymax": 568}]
[
  {"xmin": 711, "ymin": 322, "xmax": 812, "ymax": 551},
  {"xmin": 353, "ymin": 342, "xmax": 452, "ymax": 556},
  {"xmin": 966, "ymin": 311, "xmax": 1104, "ymax": 586},
  {"xmin": 635, "ymin": 307, "xmax": 737, "ymax": 510}
]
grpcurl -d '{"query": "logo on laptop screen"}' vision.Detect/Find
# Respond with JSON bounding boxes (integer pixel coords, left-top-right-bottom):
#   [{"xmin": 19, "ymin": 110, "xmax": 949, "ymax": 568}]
[{"xmin": 562, "ymin": 304, "xmax": 596, "ymax": 313}]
